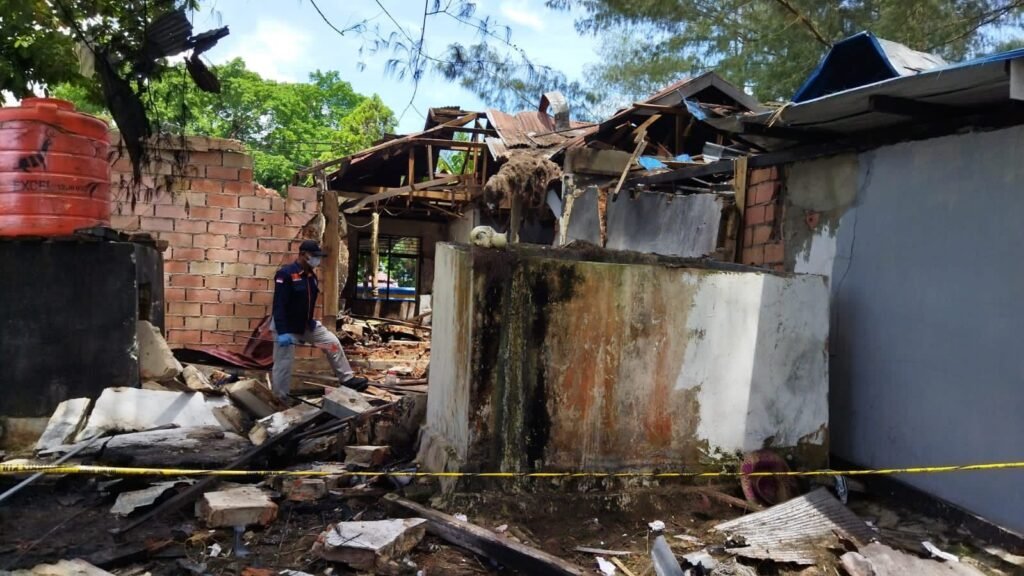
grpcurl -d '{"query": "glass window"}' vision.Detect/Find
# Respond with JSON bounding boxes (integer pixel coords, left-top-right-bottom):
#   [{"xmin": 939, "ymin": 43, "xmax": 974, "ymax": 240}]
[{"xmin": 355, "ymin": 235, "xmax": 420, "ymax": 301}]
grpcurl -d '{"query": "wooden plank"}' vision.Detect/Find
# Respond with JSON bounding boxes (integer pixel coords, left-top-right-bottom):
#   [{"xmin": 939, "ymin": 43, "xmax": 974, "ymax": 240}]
[
  {"xmin": 321, "ymin": 180, "xmax": 340, "ymax": 327},
  {"xmin": 426, "ymin": 145, "xmax": 434, "ymax": 177},
  {"xmin": 343, "ymin": 176, "xmax": 461, "ymax": 213},
  {"xmin": 611, "ymin": 130, "xmax": 647, "ymax": 200},
  {"xmin": 384, "ymin": 494, "xmax": 586, "ymax": 576},
  {"xmin": 410, "ymin": 138, "xmax": 489, "ymax": 149},
  {"xmin": 565, "ymin": 148, "xmax": 633, "ymax": 176}
]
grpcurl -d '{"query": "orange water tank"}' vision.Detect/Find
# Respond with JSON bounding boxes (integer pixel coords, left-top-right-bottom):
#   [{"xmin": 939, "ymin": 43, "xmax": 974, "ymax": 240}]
[{"xmin": 0, "ymin": 98, "xmax": 111, "ymax": 237}]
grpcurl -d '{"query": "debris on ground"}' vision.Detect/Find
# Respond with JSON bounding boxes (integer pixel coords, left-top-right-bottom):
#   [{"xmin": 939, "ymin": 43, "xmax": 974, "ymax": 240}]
[
  {"xmin": 196, "ymin": 486, "xmax": 279, "ymax": 528},
  {"xmin": 10, "ymin": 558, "xmax": 115, "ymax": 575},
  {"xmin": 109, "ymin": 479, "xmax": 193, "ymax": 516},
  {"xmin": 34, "ymin": 398, "xmax": 91, "ymax": 453},
  {"xmin": 227, "ymin": 378, "xmax": 287, "ymax": 418},
  {"xmin": 313, "ymin": 518, "xmax": 427, "ymax": 574},
  {"xmin": 841, "ymin": 542, "xmax": 988, "ymax": 575},
  {"xmin": 344, "ymin": 444, "xmax": 391, "ymax": 468},
  {"xmin": 650, "ymin": 534, "xmax": 685, "ymax": 576},
  {"xmin": 322, "ymin": 386, "xmax": 373, "ymax": 419},
  {"xmin": 137, "ymin": 320, "xmax": 184, "ymax": 382}
]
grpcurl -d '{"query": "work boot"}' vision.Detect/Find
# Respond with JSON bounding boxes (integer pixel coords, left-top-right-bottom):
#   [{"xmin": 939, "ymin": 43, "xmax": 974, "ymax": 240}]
[{"xmin": 342, "ymin": 375, "xmax": 369, "ymax": 392}]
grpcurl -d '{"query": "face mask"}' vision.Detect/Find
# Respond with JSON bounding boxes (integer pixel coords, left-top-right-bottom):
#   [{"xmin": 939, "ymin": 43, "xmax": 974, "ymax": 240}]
[{"xmin": 308, "ymin": 256, "xmax": 322, "ymax": 267}]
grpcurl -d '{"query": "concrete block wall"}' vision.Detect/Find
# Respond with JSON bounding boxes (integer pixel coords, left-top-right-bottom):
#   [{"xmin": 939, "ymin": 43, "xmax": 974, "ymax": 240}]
[
  {"xmin": 740, "ymin": 166, "xmax": 785, "ymax": 271},
  {"xmin": 109, "ymin": 137, "xmax": 322, "ymax": 356}
]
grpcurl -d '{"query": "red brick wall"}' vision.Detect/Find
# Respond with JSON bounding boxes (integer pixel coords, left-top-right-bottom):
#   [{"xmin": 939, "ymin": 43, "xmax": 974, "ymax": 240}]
[
  {"xmin": 109, "ymin": 136, "xmax": 323, "ymax": 356},
  {"xmin": 740, "ymin": 166, "xmax": 785, "ymax": 272}
]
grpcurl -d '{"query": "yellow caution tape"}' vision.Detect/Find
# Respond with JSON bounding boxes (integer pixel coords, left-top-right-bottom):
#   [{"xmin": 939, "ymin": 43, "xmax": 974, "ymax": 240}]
[{"xmin": 0, "ymin": 461, "xmax": 1023, "ymax": 478}]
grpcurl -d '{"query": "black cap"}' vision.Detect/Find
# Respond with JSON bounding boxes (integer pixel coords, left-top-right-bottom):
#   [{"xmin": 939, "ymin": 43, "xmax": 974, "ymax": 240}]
[{"xmin": 298, "ymin": 239, "xmax": 326, "ymax": 256}]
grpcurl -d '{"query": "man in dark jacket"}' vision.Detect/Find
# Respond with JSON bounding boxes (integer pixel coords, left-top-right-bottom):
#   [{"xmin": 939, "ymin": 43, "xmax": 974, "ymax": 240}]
[{"xmin": 271, "ymin": 239, "xmax": 368, "ymax": 399}]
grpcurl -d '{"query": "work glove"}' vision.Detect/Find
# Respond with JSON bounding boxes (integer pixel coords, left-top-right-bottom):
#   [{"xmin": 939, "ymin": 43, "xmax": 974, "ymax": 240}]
[{"xmin": 276, "ymin": 333, "xmax": 298, "ymax": 347}]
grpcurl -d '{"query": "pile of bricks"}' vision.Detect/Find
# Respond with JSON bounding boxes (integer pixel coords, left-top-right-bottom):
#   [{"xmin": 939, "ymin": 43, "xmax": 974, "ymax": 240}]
[
  {"xmin": 109, "ymin": 136, "xmax": 322, "ymax": 356},
  {"xmin": 740, "ymin": 166, "xmax": 785, "ymax": 271}
]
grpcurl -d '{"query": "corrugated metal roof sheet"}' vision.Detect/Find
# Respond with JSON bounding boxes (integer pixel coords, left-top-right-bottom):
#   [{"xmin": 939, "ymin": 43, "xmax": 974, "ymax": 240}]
[{"xmin": 486, "ymin": 109, "xmax": 596, "ymax": 159}]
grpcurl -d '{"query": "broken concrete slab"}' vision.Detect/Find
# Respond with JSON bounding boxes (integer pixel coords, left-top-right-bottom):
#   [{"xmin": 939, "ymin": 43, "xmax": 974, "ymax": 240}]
[
  {"xmin": 278, "ymin": 477, "xmax": 327, "ymax": 502},
  {"xmin": 12, "ymin": 559, "xmax": 115, "ymax": 575},
  {"xmin": 137, "ymin": 320, "xmax": 183, "ymax": 381},
  {"xmin": 183, "ymin": 364, "xmax": 217, "ymax": 393},
  {"xmin": 313, "ymin": 518, "xmax": 427, "ymax": 573},
  {"xmin": 110, "ymin": 480, "xmax": 193, "ymax": 516},
  {"xmin": 209, "ymin": 401, "xmax": 251, "ymax": 436},
  {"xmin": 344, "ymin": 445, "xmax": 391, "ymax": 468},
  {"xmin": 75, "ymin": 388, "xmax": 220, "ymax": 442},
  {"xmin": 841, "ymin": 542, "xmax": 987, "ymax": 576},
  {"xmin": 35, "ymin": 398, "xmax": 91, "ymax": 452},
  {"xmin": 196, "ymin": 486, "xmax": 278, "ymax": 528},
  {"xmin": 227, "ymin": 379, "xmax": 286, "ymax": 418},
  {"xmin": 322, "ymin": 386, "xmax": 373, "ymax": 420},
  {"xmin": 715, "ymin": 488, "xmax": 876, "ymax": 565},
  {"xmin": 248, "ymin": 403, "xmax": 319, "ymax": 446},
  {"xmin": 101, "ymin": 426, "xmax": 250, "ymax": 468}
]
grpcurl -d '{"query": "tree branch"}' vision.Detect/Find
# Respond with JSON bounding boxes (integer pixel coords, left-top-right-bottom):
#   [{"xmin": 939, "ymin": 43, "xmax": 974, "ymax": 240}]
[{"xmin": 770, "ymin": 0, "xmax": 830, "ymax": 48}]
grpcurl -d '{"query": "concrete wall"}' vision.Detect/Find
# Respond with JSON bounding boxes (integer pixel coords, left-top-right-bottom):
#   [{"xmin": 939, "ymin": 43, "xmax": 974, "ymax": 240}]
[
  {"xmin": 109, "ymin": 137, "xmax": 322, "ymax": 356},
  {"xmin": 784, "ymin": 126, "xmax": 1024, "ymax": 532},
  {"xmin": 564, "ymin": 185, "xmax": 727, "ymax": 258},
  {"xmin": 419, "ymin": 243, "xmax": 830, "ymax": 477}
]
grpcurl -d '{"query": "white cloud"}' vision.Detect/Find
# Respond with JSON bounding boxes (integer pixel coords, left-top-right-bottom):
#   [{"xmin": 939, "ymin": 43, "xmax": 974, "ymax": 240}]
[
  {"xmin": 217, "ymin": 20, "xmax": 312, "ymax": 82},
  {"xmin": 500, "ymin": 1, "xmax": 544, "ymax": 32}
]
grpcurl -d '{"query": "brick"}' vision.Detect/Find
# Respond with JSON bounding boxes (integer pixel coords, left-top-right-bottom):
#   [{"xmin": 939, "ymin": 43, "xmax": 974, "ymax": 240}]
[
  {"xmin": 223, "ymin": 262, "xmax": 256, "ymax": 277},
  {"xmin": 165, "ymin": 261, "xmax": 188, "ymax": 273},
  {"xmin": 186, "ymin": 288, "xmax": 220, "ymax": 303},
  {"xmin": 154, "ymin": 204, "xmax": 189, "ymax": 219},
  {"xmin": 207, "ymin": 193, "xmax": 239, "ymax": 208},
  {"xmin": 223, "ymin": 181, "xmax": 253, "ymax": 195},
  {"xmin": 743, "ymin": 227, "xmax": 753, "ymax": 248},
  {"xmin": 168, "ymin": 302, "xmax": 202, "ymax": 316},
  {"xmin": 218, "ymin": 317, "xmax": 252, "ymax": 331},
  {"xmin": 270, "ymin": 196, "xmax": 286, "ymax": 212},
  {"xmin": 253, "ymin": 211, "xmax": 285, "ymax": 225},
  {"xmin": 190, "ymin": 150, "xmax": 223, "ymax": 166},
  {"xmin": 222, "ymin": 152, "xmax": 254, "ymax": 169},
  {"xmin": 190, "ymin": 179, "xmax": 223, "ymax": 194},
  {"xmin": 238, "ymin": 278, "xmax": 270, "ymax": 291},
  {"xmin": 239, "ymin": 224, "xmax": 271, "ymax": 238},
  {"xmin": 207, "ymin": 248, "xmax": 239, "ymax": 263},
  {"xmin": 751, "ymin": 182, "xmax": 777, "ymax": 205},
  {"xmin": 168, "ymin": 329, "xmax": 202, "ymax": 346},
  {"xmin": 271, "ymin": 225, "xmax": 301, "ymax": 239},
  {"xmin": 745, "ymin": 205, "xmax": 767, "ymax": 226},
  {"xmin": 238, "ymin": 251, "xmax": 270, "ymax": 265},
  {"xmin": 206, "ymin": 275, "xmax": 238, "ymax": 289},
  {"xmin": 285, "ymin": 198, "xmax": 304, "ymax": 213},
  {"xmin": 171, "ymin": 247, "xmax": 205, "ymax": 261},
  {"xmin": 203, "ymin": 303, "xmax": 235, "ymax": 316},
  {"xmin": 254, "ymin": 265, "xmax": 280, "ymax": 279},
  {"xmin": 174, "ymin": 219, "xmax": 207, "ymax": 233},
  {"xmin": 207, "ymin": 165, "xmax": 239, "ymax": 180},
  {"xmin": 258, "ymin": 238, "xmax": 290, "ymax": 252},
  {"xmin": 111, "ymin": 214, "xmax": 141, "ymax": 230},
  {"xmin": 228, "ymin": 237, "xmax": 260, "ymax": 251},
  {"xmin": 220, "ymin": 290, "xmax": 251, "ymax": 304},
  {"xmin": 190, "ymin": 206, "xmax": 222, "ymax": 220},
  {"xmin": 208, "ymin": 221, "xmax": 240, "ymax": 235},
  {"xmin": 189, "ymin": 261, "xmax": 222, "ymax": 275},
  {"xmin": 238, "ymin": 168, "xmax": 253, "ymax": 182},
  {"xmin": 752, "ymin": 224, "xmax": 773, "ymax": 245},
  {"xmin": 201, "ymin": 331, "xmax": 237, "ymax": 345},
  {"xmin": 184, "ymin": 316, "xmax": 219, "ymax": 330},
  {"xmin": 235, "ymin": 303, "xmax": 268, "ymax": 318},
  {"xmin": 193, "ymin": 234, "xmax": 227, "ymax": 248},
  {"xmin": 288, "ymin": 187, "xmax": 318, "ymax": 202},
  {"xmin": 221, "ymin": 208, "xmax": 253, "ymax": 223},
  {"xmin": 170, "ymin": 274, "xmax": 204, "ymax": 288},
  {"xmin": 748, "ymin": 167, "xmax": 778, "ymax": 186},
  {"xmin": 239, "ymin": 196, "xmax": 271, "ymax": 211},
  {"xmin": 180, "ymin": 191, "xmax": 207, "ymax": 207},
  {"xmin": 250, "ymin": 291, "xmax": 274, "ymax": 305},
  {"xmin": 165, "ymin": 287, "xmax": 186, "ymax": 301},
  {"xmin": 742, "ymin": 245, "xmax": 765, "ymax": 266},
  {"xmin": 165, "ymin": 315, "xmax": 186, "ymax": 329},
  {"xmin": 158, "ymin": 232, "xmax": 193, "ymax": 247},
  {"xmin": 764, "ymin": 242, "xmax": 785, "ymax": 264}
]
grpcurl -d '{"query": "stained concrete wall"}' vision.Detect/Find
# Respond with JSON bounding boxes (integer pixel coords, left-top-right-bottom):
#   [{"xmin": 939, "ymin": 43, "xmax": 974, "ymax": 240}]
[
  {"xmin": 564, "ymin": 186, "xmax": 725, "ymax": 258},
  {"xmin": 418, "ymin": 243, "xmax": 829, "ymax": 478},
  {"xmin": 785, "ymin": 125, "xmax": 1024, "ymax": 532}
]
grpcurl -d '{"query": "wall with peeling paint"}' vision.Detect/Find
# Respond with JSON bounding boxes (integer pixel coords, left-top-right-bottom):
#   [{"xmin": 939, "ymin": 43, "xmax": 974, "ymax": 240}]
[
  {"xmin": 785, "ymin": 125, "xmax": 1024, "ymax": 532},
  {"xmin": 419, "ymin": 243, "xmax": 830, "ymax": 477}
]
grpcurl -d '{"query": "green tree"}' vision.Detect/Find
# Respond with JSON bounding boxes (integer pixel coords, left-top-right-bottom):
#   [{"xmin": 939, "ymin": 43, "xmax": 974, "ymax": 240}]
[
  {"xmin": 53, "ymin": 59, "xmax": 397, "ymax": 191},
  {"xmin": 548, "ymin": 0, "xmax": 1024, "ymax": 104}
]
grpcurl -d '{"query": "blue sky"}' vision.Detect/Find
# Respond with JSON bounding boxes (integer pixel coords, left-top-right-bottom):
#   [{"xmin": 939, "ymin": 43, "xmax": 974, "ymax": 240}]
[{"xmin": 191, "ymin": 0, "xmax": 600, "ymax": 132}]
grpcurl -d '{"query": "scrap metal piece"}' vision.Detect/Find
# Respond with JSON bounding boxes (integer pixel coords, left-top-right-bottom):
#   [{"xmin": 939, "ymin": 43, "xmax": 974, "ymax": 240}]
[
  {"xmin": 714, "ymin": 488, "xmax": 875, "ymax": 565},
  {"xmin": 650, "ymin": 535, "xmax": 685, "ymax": 576}
]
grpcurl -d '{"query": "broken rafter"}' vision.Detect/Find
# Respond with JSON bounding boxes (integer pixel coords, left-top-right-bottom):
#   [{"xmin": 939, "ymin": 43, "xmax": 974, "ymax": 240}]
[{"xmin": 343, "ymin": 176, "xmax": 462, "ymax": 213}]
